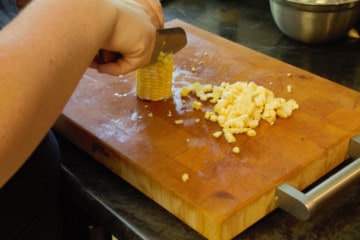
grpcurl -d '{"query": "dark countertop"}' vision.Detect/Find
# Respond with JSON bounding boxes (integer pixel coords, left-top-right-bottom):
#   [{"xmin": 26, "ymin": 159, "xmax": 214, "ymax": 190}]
[{"xmin": 59, "ymin": 0, "xmax": 360, "ymax": 239}]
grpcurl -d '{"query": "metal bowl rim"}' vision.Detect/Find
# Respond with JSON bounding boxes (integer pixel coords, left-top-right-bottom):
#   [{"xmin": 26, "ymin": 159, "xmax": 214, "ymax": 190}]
[
  {"xmin": 270, "ymin": 0, "xmax": 360, "ymax": 11},
  {"xmin": 271, "ymin": 0, "xmax": 360, "ymax": 6}
]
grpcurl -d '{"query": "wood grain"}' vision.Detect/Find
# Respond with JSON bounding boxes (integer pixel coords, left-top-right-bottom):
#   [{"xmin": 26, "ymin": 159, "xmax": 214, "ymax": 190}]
[{"xmin": 54, "ymin": 19, "xmax": 360, "ymax": 240}]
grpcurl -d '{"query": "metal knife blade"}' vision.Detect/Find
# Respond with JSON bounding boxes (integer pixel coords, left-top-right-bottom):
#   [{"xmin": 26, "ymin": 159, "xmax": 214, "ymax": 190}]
[
  {"xmin": 95, "ymin": 27, "xmax": 187, "ymax": 67},
  {"xmin": 145, "ymin": 27, "xmax": 187, "ymax": 66}
]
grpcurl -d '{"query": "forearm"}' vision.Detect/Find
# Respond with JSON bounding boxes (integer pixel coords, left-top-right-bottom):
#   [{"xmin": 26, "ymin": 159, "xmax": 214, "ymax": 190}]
[{"xmin": 0, "ymin": 0, "xmax": 117, "ymax": 187}]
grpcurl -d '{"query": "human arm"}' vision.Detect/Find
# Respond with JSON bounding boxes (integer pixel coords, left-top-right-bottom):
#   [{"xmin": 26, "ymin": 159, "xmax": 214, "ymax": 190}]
[{"xmin": 0, "ymin": 0, "xmax": 163, "ymax": 188}]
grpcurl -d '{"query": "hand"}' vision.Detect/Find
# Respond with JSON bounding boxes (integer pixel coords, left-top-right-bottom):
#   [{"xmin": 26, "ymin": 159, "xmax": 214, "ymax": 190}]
[
  {"xmin": 90, "ymin": 0, "xmax": 164, "ymax": 75},
  {"xmin": 0, "ymin": 0, "xmax": 163, "ymax": 188},
  {"xmin": 134, "ymin": 0, "xmax": 164, "ymax": 29}
]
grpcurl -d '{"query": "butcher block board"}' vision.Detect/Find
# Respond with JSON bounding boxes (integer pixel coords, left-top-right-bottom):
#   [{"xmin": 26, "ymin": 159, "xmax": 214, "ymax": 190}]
[{"xmin": 54, "ymin": 19, "xmax": 360, "ymax": 240}]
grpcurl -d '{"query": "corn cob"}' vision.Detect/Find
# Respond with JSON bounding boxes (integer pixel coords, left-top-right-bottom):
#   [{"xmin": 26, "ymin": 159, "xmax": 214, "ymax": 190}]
[{"xmin": 136, "ymin": 52, "xmax": 174, "ymax": 101}]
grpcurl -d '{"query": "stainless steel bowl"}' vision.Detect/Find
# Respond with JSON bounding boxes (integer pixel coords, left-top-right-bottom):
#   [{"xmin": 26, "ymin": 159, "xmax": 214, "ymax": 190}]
[{"xmin": 270, "ymin": 0, "xmax": 360, "ymax": 43}]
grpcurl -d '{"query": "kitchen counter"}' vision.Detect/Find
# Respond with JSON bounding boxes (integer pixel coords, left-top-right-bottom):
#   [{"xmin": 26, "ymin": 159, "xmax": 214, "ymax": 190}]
[{"xmin": 58, "ymin": 0, "xmax": 360, "ymax": 239}]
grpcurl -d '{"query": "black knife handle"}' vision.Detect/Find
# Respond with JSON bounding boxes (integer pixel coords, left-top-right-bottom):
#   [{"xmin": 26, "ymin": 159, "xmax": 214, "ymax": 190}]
[{"xmin": 94, "ymin": 49, "xmax": 122, "ymax": 64}]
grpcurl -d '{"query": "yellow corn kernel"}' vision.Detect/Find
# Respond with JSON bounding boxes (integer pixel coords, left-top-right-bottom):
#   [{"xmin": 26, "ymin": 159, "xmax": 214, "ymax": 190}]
[
  {"xmin": 246, "ymin": 129, "xmax": 257, "ymax": 137},
  {"xmin": 180, "ymin": 86, "xmax": 191, "ymax": 97},
  {"xmin": 136, "ymin": 52, "xmax": 174, "ymax": 101},
  {"xmin": 224, "ymin": 131, "xmax": 236, "ymax": 143},
  {"xmin": 192, "ymin": 101, "xmax": 202, "ymax": 110},
  {"xmin": 181, "ymin": 173, "xmax": 189, "ymax": 182},
  {"xmin": 232, "ymin": 146, "xmax": 240, "ymax": 153},
  {"xmin": 204, "ymin": 111, "xmax": 216, "ymax": 120},
  {"xmin": 175, "ymin": 119, "xmax": 184, "ymax": 124},
  {"xmin": 212, "ymin": 131, "xmax": 223, "ymax": 138},
  {"xmin": 209, "ymin": 114, "xmax": 218, "ymax": 122},
  {"xmin": 181, "ymin": 81, "xmax": 299, "ymax": 143},
  {"xmin": 287, "ymin": 85, "xmax": 293, "ymax": 93}
]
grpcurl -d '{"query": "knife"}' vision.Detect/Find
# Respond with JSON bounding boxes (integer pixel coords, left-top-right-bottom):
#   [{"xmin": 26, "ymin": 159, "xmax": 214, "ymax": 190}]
[{"xmin": 95, "ymin": 27, "xmax": 187, "ymax": 67}]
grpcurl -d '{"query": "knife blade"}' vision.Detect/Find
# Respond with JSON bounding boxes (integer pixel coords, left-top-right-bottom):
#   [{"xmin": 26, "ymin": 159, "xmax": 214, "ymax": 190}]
[{"xmin": 95, "ymin": 27, "xmax": 187, "ymax": 67}]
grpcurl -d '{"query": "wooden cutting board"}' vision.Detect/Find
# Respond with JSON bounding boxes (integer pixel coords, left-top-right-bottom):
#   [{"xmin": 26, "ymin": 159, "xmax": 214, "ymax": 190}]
[{"xmin": 54, "ymin": 19, "xmax": 360, "ymax": 240}]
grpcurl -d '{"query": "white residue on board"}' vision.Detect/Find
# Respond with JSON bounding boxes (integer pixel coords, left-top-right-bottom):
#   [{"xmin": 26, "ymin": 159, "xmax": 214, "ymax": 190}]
[
  {"xmin": 130, "ymin": 111, "xmax": 138, "ymax": 121},
  {"xmin": 114, "ymin": 92, "xmax": 128, "ymax": 97},
  {"xmin": 97, "ymin": 114, "xmax": 145, "ymax": 143},
  {"xmin": 186, "ymin": 138, "xmax": 207, "ymax": 148}
]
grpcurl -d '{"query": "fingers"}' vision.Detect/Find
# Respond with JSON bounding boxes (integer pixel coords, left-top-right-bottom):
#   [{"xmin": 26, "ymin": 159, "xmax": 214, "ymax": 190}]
[
  {"xmin": 92, "ymin": 24, "xmax": 156, "ymax": 75},
  {"xmin": 134, "ymin": 0, "xmax": 164, "ymax": 28},
  {"xmin": 94, "ymin": 59, "xmax": 142, "ymax": 76},
  {"xmin": 91, "ymin": 50, "xmax": 152, "ymax": 76},
  {"xmin": 90, "ymin": 0, "xmax": 162, "ymax": 75}
]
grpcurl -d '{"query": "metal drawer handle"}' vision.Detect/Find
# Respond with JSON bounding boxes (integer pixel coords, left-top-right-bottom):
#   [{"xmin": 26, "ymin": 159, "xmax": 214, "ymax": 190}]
[{"xmin": 276, "ymin": 135, "xmax": 360, "ymax": 221}]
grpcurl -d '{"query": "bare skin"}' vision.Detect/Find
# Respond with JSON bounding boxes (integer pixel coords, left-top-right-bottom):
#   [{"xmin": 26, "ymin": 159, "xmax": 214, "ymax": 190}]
[{"xmin": 0, "ymin": 0, "xmax": 164, "ymax": 188}]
